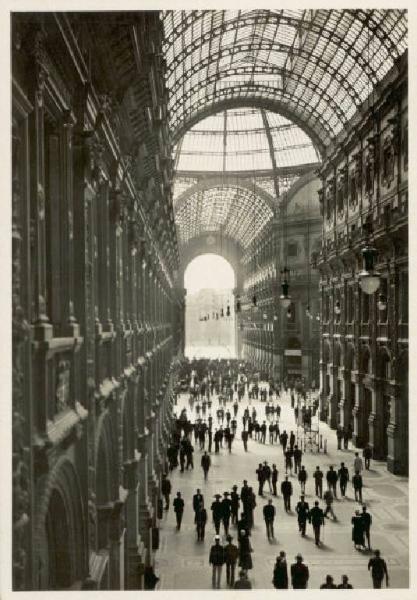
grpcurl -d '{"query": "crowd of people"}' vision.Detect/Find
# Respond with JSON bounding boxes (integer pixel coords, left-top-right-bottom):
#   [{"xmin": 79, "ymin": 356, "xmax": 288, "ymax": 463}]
[{"xmin": 156, "ymin": 358, "xmax": 391, "ymax": 590}]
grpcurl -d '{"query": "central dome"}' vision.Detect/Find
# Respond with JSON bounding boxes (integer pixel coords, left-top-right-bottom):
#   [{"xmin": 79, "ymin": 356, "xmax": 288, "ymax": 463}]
[{"xmin": 175, "ymin": 107, "xmax": 320, "ymax": 172}]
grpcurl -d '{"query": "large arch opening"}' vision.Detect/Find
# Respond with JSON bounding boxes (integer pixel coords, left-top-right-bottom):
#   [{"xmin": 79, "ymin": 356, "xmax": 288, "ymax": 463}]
[{"xmin": 184, "ymin": 254, "xmax": 236, "ymax": 359}]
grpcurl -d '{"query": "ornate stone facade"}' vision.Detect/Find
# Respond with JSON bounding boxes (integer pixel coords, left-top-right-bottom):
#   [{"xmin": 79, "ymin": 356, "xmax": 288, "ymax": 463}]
[
  {"xmin": 12, "ymin": 13, "xmax": 182, "ymax": 590},
  {"xmin": 241, "ymin": 174, "xmax": 322, "ymax": 387},
  {"xmin": 317, "ymin": 52, "xmax": 408, "ymax": 474}
]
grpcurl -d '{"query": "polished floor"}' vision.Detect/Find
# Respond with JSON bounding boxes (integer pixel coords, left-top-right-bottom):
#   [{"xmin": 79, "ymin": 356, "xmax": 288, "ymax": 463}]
[{"xmin": 155, "ymin": 388, "xmax": 409, "ymax": 589}]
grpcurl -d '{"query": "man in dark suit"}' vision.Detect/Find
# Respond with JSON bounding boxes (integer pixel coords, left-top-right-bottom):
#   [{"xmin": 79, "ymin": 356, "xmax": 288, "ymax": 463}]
[
  {"xmin": 173, "ymin": 491, "xmax": 184, "ymax": 530},
  {"xmin": 230, "ymin": 485, "xmax": 240, "ymax": 525},
  {"xmin": 281, "ymin": 476, "xmax": 293, "ymax": 512},
  {"xmin": 290, "ymin": 554, "xmax": 309, "ymax": 589},
  {"xmin": 263, "ymin": 499, "xmax": 276, "ymax": 539},
  {"xmin": 211, "ymin": 494, "xmax": 223, "ymax": 535},
  {"xmin": 161, "ymin": 474, "xmax": 171, "ymax": 510},
  {"xmin": 309, "ymin": 500, "xmax": 325, "ymax": 545},
  {"xmin": 193, "ymin": 489, "xmax": 204, "ymax": 516},
  {"xmin": 221, "ymin": 492, "xmax": 232, "ymax": 535},
  {"xmin": 362, "ymin": 505, "xmax": 372, "ymax": 550},
  {"xmin": 295, "ymin": 495, "xmax": 310, "ymax": 536},
  {"xmin": 338, "ymin": 462, "xmax": 349, "ymax": 497}
]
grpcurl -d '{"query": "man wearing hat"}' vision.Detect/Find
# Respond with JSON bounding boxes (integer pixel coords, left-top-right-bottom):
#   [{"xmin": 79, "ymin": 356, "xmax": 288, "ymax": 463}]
[
  {"xmin": 201, "ymin": 451, "xmax": 211, "ymax": 480},
  {"xmin": 195, "ymin": 501, "xmax": 207, "ymax": 541},
  {"xmin": 263, "ymin": 498, "xmax": 276, "ymax": 539},
  {"xmin": 211, "ymin": 494, "xmax": 224, "ymax": 535},
  {"xmin": 233, "ymin": 570, "xmax": 252, "ymax": 589},
  {"xmin": 230, "ymin": 486, "xmax": 240, "ymax": 525},
  {"xmin": 173, "ymin": 492, "xmax": 185, "ymax": 531},
  {"xmin": 224, "ymin": 534, "xmax": 239, "ymax": 587},
  {"xmin": 209, "ymin": 534, "xmax": 225, "ymax": 589},
  {"xmin": 281, "ymin": 476, "xmax": 293, "ymax": 512},
  {"xmin": 273, "ymin": 552, "xmax": 288, "ymax": 589},
  {"xmin": 295, "ymin": 495, "xmax": 310, "ymax": 537},
  {"xmin": 193, "ymin": 489, "xmax": 204, "ymax": 516},
  {"xmin": 309, "ymin": 500, "xmax": 325, "ymax": 545},
  {"xmin": 290, "ymin": 554, "xmax": 309, "ymax": 589},
  {"xmin": 221, "ymin": 492, "xmax": 232, "ymax": 535}
]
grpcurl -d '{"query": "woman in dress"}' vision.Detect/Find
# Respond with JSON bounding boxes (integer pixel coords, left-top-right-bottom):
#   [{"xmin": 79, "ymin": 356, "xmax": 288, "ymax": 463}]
[
  {"xmin": 351, "ymin": 509, "xmax": 365, "ymax": 550},
  {"xmin": 273, "ymin": 552, "xmax": 288, "ymax": 589},
  {"xmin": 238, "ymin": 530, "xmax": 253, "ymax": 574}
]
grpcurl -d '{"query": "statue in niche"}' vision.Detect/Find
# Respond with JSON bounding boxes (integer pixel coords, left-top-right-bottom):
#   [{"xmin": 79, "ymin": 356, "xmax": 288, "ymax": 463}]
[
  {"xmin": 364, "ymin": 150, "xmax": 375, "ymax": 197},
  {"xmin": 336, "ymin": 167, "xmax": 347, "ymax": 214},
  {"xmin": 325, "ymin": 178, "xmax": 335, "ymax": 221},
  {"xmin": 55, "ymin": 359, "xmax": 71, "ymax": 413},
  {"xmin": 382, "ymin": 135, "xmax": 395, "ymax": 188}
]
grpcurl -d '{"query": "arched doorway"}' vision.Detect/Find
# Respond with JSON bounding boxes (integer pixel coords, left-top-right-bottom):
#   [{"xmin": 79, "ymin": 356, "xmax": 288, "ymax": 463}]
[
  {"xmin": 45, "ymin": 489, "xmax": 72, "ymax": 589},
  {"xmin": 184, "ymin": 254, "xmax": 236, "ymax": 358}
]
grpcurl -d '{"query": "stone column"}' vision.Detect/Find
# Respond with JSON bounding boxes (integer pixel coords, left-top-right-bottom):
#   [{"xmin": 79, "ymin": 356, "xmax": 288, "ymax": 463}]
[
  {"xmin": 368, "ymin": 381, "xmax": 385, "ymax": 459},
  {"xmin": 327, "ymin": 365, "xmax": 338, "ymax": 428}
]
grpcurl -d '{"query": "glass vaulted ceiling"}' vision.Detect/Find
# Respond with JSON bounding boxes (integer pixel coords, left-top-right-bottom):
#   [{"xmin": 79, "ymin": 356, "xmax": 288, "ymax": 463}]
[
  {"xmin": 175, "ymin": 108, "xmax": 320, "ymax": 172},
  {"xmin": 162, "ymin": 9, "xmax": 407, "ymax": 149}
]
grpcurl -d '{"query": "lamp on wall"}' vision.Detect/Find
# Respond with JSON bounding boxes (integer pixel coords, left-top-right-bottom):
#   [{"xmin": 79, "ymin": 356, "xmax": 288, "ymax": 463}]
[
  {"xmin": 334, "ymin": 300, "xmax": 341, "ymax": 315},
  {"xmin": 359, "ymin": 243, "xmax": 381, "ymax": 295},
  {"xmin": 286, "ymin": 306, "xmax": 292, "ymax": 319},
  {"xmin": 280, "ymin": 267, "xmax": 291, "ymax": 308}
]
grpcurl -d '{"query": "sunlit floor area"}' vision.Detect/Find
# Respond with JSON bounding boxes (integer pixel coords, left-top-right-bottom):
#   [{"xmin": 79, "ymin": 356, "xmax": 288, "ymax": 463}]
[{"xmin": 155, "ymin": 388, "xmax": 409, "ymax": 590}]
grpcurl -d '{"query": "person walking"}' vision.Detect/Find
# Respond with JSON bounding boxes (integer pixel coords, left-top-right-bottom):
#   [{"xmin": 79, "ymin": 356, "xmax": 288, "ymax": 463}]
[
  {"xmin": 201, "ymin": 451, "xmax": 211, "ymax": 480},
  {"xmin": 233, "ymin": 570, "xmax": 252, "ymax": 589},
  {"xmin": 352, "ymin": 470, "xmax": 363, "ymax": 503},
  {"xmin": 285, "ymin": 447, "xmax": 294, "ymax": 475},
  {"xmin": 208, "ymin": 427, "xmax": 213, "ymax": 453},
  {"xmin": 230, "ymin": 485, "xmax": 240, "ymax": 525},
  {"xmin": 290, "ymin": 554, "xmax": 309, "ymax": 589},
  {"xmin": 326, "ymin": 466, "xmax": 338, "ymax": 498},
  {"xmin": 271, "ymin": 464, "xmax": 279, "ymax": 496},
  {"xmin": 368, "ymin": 549, "xmax": 389, "ymax": 588},
  {"xmin": 309, "ymin": 501, "xmax": 325, "ymax": 545},
  {"xmin": 195, "ymin": 501, "xmax": 207, "ymax": 541},
  {"xmin": 237, "ymin": 512, "xmax": 250, "ymax": 541},
  {"xmin": 281, "ymin": 476, "xmax": 293, "ymax": 512},
  {"xmin": 351, "ymin": 509, "xmax": 365, "ymax": 550},
  {"xmin": 338, "ymin": 462, "xmax": 349, "ymax": 497},
  {"xmin": 293, "ymin": 445, "xmax": 302, "ymax": 474},
  {"xmin": 209, "ymin": 535, "xmax": 225, "ymax": 589},
  {"xmin": 323, "ymin": 489, "xmax": 335, "ymax": 520},
  {"xmin": 313, "ymin": 466, "xmax": 324, "ymax": 498},
  {"xmin": 272, "ymin": 552, "xmax": 288, "ymax": 589},
  {"xmin": 173, "ymin": 492, "xmax": 185, "ymax": 530},
  {"xmin": 289, "ymin": 430, "xmax": 296, "ymax": 450},
  {"xmin": 280, "ymin": 430, "xmax": 288, "ymax": 452},
  {"xmin": 260, "ymin": 421, "xmax": 267, "ymax": 444},
  {"xmin": 338, "ymin": 575, "xmax": 353, "ymax": 588},
  {"xmin": 238, "ymin": 530, "xmax": 253, "ymax": 575},
  {"xmin": 336, "ymin": 426, "xmax": 344, "ymax": 450},
  {"xmin": 363, "ymin": 444, "xmax": 372, "ymax": 470},
  {"xmin": 224, "ymin": 535, "xmax": 239, "ymax": 588},
  {"xmin": 263, "ymin": 499, "xmax": 276, "ymax": 539},
  {"xmin": 362, "ymin": 505, "xmax": 372, "ymax": 550},
  {"xmin": 221, "ymin": 492, "xmax": 232, "ymax": 535},
  {"xmin": 298, "ymin": 466, "xmax": 308, "ymax": 494},
  {"xmin": 343, "ymin": 424, "xmax": 352, "ymax": 450},
  {"xmin": 296, "ymin": 495, "xmax": 310, "ymax": 537},
  {"xmin": 263, "ymin": 462, "xmax": 272, "ymax": 492},
  {"xmin": 193, "ymin": 489, "xmax": 204, "ymax": 517},
  {"xmin": 241, "ymin": 429, "xmax": 248, "ymax": 452},
  {"xmin": 161, "ymin": 474, "xmax": 171, "ymax": 510},
  {"xmin": 211, "ymin": 494, "xmax": 223, "ymax": 535},
  {"xmin": 269, "ymin": 422, "xmax": 275, "ymax": 444},
  {"xmin": 353, "ymin": 451, "xmax": 364, "ymax": 473},
  {"xmin": 320, "ymin": 575, "xmax": 337, "ymax": 589},
  {"xmin": 256, "ymin": 463, "xmax": 265, "ymax": 496}
]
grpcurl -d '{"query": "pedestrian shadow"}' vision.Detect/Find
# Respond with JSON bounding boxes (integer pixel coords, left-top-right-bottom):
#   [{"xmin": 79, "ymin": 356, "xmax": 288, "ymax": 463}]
[{"xmin": 318, "ymin": 543, "xmax": 333, "ymax": 551}]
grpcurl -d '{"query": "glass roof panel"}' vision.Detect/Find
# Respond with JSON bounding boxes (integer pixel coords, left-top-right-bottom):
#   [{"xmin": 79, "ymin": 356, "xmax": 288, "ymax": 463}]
[
  {"xmin": 162, "ymin": 9, "xmax": 407, "ymax": 147},
  {"xmin": 174, "ymin": 107, "xmax": 319, "ymax": 172}
]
